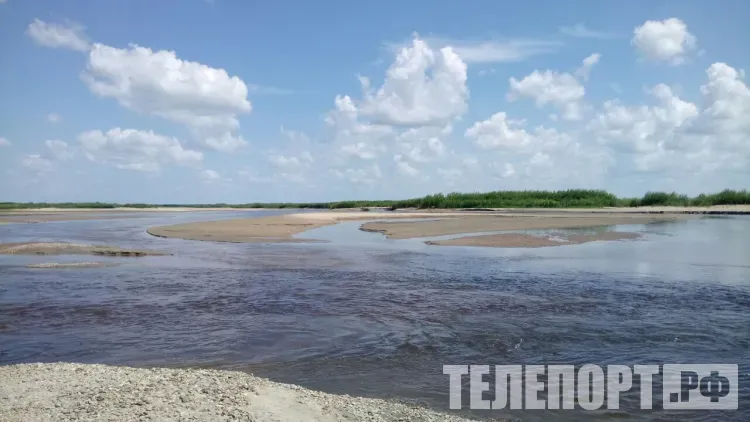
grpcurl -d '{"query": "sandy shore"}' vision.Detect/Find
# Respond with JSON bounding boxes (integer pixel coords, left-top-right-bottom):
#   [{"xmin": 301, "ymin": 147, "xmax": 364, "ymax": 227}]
[
  {"xmin": 147, "ymin": 210, "xmax": 691, "ymax": 245},
  {"xmin": 0, "ymin": 242, "xmax": 168, "ymax": 257},
  {"xmin": 426, "ymin": 231, "xmax": 641, "ymax": 248},
  {"xmin": 0, "ymin": 363, "xmax": 476, "ymax": 422}
]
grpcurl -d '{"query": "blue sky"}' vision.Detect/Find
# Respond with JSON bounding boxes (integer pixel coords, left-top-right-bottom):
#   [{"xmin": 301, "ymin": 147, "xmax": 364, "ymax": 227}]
[{"xmin": 1, "ymin": 0, "xmax": 748, "ymax": 203}]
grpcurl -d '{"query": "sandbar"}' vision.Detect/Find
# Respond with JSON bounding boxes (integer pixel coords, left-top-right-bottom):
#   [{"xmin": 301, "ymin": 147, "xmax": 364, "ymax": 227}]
[
  {"xmin": 426, "ymin": 231, "xmax": 642, "ymax": 248},
  {"xmin": 26, "ymin": 262, "xmax": 120, "ymax": 269},
  {"xmin": 360, "ymin": 213, "xmax": 687, "ymax": 240},
  {"xmin": 0, "ymin": 242, "xmax": 168, "ymax": 257},
  {"xmin": 147, "ymin": 210, "xmax": 691, "ymax": 244},
  {"xmin": 146, "ymin": 211, "xmax": 468, "ymax": 243}
]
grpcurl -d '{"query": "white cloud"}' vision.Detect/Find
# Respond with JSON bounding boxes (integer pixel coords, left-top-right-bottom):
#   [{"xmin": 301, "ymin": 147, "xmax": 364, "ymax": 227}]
[
  {"xmin": 576, "ymin": 53, "xmax": 601, "ymax": 81},
  {"xmin": 201, "ymin": 169, "xmax": 221, "ymax": 182},
  {"xmin": 280, "ymin": 126, "xmax": 311, "ymax": 144},
  {"xmin": 78, "ymin": 128, "xmax": 203, "ymax": 172},
  {"xmin": 47, "ymin": 113, "xmax": 62, "ymax": 123},
  {"xmin": 588, "ymin": 84, "xmax": 698, "ymax": 154},
  {"xmin": 422, "ymin": 37, "xmax": 562, "ymax": 63},
  {"xmin": 21, "ymin": 155, "xmax": 54, "ymax": 174},
  {"xmin": 0, "ymin": 137, "xmax": 11, "ymax": 147},
  {"xmin": 437, "ymin": 167, "xmax": 462, "ymax": 185},
  {"xmin": 507, "ymin": 55, "xmax": 594, "ymax": 121},
  {"xmin": 26, "ymin": 19, "xmax": 91, "ymax": 52},
  {"xmin": 559, "ymin": 24, "xmax": 617, "ymax": 39},
  {"xmin": 45, "ymin": 140, "xmax": 74, "ymax": 160},
  {"xmin": 394, "ymin": 154, "xmax": 419, "ymax": 177},
  {"xmin": 269, "ymin": 153, "xmax": 313, "ymax": 169},
  {"xmin": 82, "ymin": 43, "xmax": 251, "ymax": 151},
  {"xmin": 358, "ymin": 37, "xmax": 468, "ymax": 126},
  {"xmin": 632, "ymin": 18, "xmax": 696, "ymax": 65},
  {"xmin": 465, "ymin": 112, "xmax": 532, "ymax": 150},
  {"xmin": 332, "ymin": 165, "xmax": 382, "ymax": 186},
  {"xmin": 340, "ymin": 142, "xmax": 382, "ymax": 160}
]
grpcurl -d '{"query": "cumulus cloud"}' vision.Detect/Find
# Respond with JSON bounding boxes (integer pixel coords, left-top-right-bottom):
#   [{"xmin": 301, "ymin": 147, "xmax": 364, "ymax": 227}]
[
  {"xmin": 332, "ymin": 165, "xmax": 382, "ymax": 186},
  {"xmin": 393, "ymin": 154, "xmax": 419, "ymax": 177},
  {"xmin": 268, "ymin": 152, "xmax": 313, "ymax": 169},
  {"xmin": 507, "ymin": 55, "xmax": 597, "ymax": 121},
  {"xmin": 78, "ymin": 128, "xmax": 203, "ymax": 172},
  {"xmin": 45, "ymin": 140, "xmax": 74, "ymax": 160},
  {"xmin": 0, "ymin": 137, "xmax": 11, "ymax": 147},
  {"xmin": 340, "ymin": 142, "xmax": 382, "ymax": 160},
  {"xmin": 27, "ymin": 19, "xmax": 91, "ymax": 52},
  {"xmin": 587, "ymin": 84, "xmax": 698, "ymax": 154},
  {"xmin": 82, "ymin": 43, "xmax": 251, "ymax": 151},
  {"xmin": 21, "ymin": 155, "xmax": 54, "ymax": 174},
  {"xmin": 632, "ymin": 18, "xmax": 696, "ymax": 65},
  {"xmin": 358, "ymin": 37, "xmax": 469, "ymax": 126}
]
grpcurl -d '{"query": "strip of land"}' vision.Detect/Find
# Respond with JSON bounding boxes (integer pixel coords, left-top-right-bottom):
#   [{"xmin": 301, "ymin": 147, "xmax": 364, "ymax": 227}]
[
  {"xmin": 146, "ymin": 210, "xmax": 691, "ymax": 245},
  {"xmin": 0, "ymin": 363, "xmax": 474, "ymax": 422},
  {"xmin": 146, "ymin": 211, "xmax": 468, "ymax": 243},
  {"xmin": 359, "ymin": 213, "xmax": 686, "ymax": 240},
  {"xmin": 25, "ymin": 262, "xmax": 120, "ymax": 269},
  {"xmin": 0, "ymin": 242, "xmax": 168, "ymax": 257},
  {"xmin": 425, "ymin": 231, "xmax": 641, "ymax": 248}
]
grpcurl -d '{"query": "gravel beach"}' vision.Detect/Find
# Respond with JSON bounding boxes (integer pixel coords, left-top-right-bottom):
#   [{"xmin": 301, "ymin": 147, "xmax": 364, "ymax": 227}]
[{"xmin": 0, "ymin": 363, "xmax": 479, "ymax": 422}]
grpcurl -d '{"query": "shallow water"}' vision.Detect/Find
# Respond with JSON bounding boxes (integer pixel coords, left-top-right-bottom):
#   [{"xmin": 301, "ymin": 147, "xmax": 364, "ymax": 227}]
[{"xmin": 1, "ymin": 211, "xmax": 749, "ymax": 421}]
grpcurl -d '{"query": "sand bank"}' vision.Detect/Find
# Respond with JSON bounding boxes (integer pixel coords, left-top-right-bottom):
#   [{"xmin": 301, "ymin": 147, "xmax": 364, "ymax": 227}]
[
  {"xmin": 359, "ymin": 213, "xmax": 686, "ymax": 239},
  {"xmin": 25, "ymin": 262, "xmax": 120, "ymax": 269},
  {"xmin": 146, "ymin": 211, "xmax": 468, "ymax": 243},
  {"xmin": 147, "ymin": 210, "xmax": 690, "ymax": 245},
  {"xmin": 426, "ymin": 231, "xmax": 641, "ymax": 248},
  {"xmin": 0, "ymin": 208, "xmax": 242, "ymax": 223},
  {"xmin": 0, "ymin": 242, "xmax": 168, "ymax": 257},
  {"xmin": 0, "ymin": 363, "xmax": 474, "ymax": 422}
]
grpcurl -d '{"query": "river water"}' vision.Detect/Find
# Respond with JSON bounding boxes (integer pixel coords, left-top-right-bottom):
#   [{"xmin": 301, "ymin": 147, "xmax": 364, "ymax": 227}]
[{"xmin": 1, "ymin": 211, "xmax": 748, "ymax": 421}]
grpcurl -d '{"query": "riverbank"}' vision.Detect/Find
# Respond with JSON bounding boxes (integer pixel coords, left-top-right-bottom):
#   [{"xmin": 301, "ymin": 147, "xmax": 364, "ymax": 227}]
[
  {"xmin": 0, "ymin": 363, "xmax": 476, "ymax": 422},
  {"xmin": 146, "ymin": 210, "xmax": 692, "ymax": 246}
]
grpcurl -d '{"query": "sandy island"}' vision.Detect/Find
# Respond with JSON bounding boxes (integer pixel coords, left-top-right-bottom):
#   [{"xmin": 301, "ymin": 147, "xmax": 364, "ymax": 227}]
[
  {"xmin": 426, "ymin": 231, "xmax": 642, "ymax": 248},
  {"xmin": 0, "ymin": 242, "xmax": 168, "ymax": 257},
  {"xmin": 0, "ymin": 363, "xmax": 475, "ymax": 422},
  {"xmin": 25, "ymin": 262, "xmax": 120, "ymax": 269},
  {"xmin": 146, "ymin": 210, "xmax": 692, "ymax": 247}
]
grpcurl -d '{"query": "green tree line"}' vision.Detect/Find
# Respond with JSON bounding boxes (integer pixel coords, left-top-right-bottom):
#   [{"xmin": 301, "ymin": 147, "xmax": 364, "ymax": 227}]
[{"xmin": 1, "ymin": 189, "xmax": 748, "ymax": 210}]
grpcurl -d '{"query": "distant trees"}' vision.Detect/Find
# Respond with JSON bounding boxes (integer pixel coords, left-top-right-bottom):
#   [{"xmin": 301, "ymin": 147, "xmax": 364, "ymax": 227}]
[{"xmin": 1, "ymin": 189, "xmax": 748, "ymax": 210}]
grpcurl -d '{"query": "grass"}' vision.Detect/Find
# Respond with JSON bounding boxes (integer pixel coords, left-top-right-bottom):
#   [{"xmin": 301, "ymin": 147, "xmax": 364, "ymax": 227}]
[{"xmin": 1, "ymin": 189, "xmax": 748, "ymax": 210}]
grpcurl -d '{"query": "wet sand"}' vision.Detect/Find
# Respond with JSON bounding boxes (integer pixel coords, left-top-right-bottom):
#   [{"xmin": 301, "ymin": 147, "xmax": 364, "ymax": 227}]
[
  {"xmin": 360, "ymin": 214, "xmax": 686, "ymax": 240},
  {"xmin": 146, "ymin": 211, "xmax": 469, "ymax": 243},
  {"xmin": 426, "ymin": 231, "xmax": 642, "ymax": 248},
  {"xmin": 0, "ymin": 242, "xmax": 168, "ymax": 257},
  {"xmin": 147, "ymin": 211, "xmax": 690, "ymax": 245}
]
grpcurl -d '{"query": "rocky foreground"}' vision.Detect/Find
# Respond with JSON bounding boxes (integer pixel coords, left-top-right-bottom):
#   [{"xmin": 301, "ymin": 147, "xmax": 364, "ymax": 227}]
[{"xmin": 0, "ymin": 363, "xmax": 479, "ymax": 422}]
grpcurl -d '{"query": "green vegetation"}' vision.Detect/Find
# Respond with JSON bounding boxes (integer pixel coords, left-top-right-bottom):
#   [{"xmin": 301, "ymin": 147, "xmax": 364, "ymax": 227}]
[{"xmin": 1, "ymin": 189, "xmax": 748, "ymax": 210}]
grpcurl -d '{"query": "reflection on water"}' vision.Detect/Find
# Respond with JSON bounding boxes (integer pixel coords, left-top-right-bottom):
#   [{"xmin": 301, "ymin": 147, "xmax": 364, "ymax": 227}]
[{"xmin": 1, "ymin": 212, "xmax": 749, "ymax": 421}]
